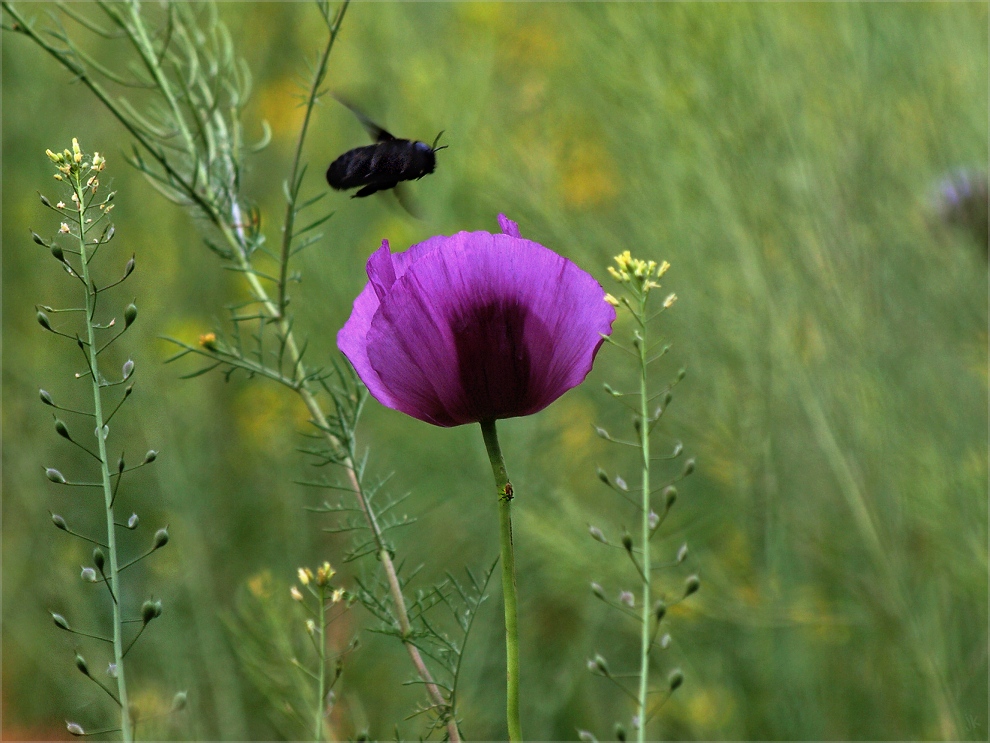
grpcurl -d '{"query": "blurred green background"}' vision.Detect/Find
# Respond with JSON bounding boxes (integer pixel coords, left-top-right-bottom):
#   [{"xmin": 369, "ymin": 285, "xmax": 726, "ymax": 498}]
[{"xmin": 3, "ymin": 2, "xmax": 987, "ymax": 740}]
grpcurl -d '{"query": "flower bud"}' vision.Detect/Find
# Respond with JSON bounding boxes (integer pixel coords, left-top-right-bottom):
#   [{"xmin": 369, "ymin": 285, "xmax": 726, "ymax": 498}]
[
  {"xmin": 122, "ymin": 359, "xmax": 134, "ymax": 380},
  {"xmin": 127, "ymin": 513, "xmax": 139, "ymax": 529},
  {"xmin": 46, "ymin": 468, "xmax": 66, "ymax": 484},
  {"xmin": 588, "ymin": 526, "xmax": 607, "ymax": 544},
  {"xmin": 298, "ymin": 567, "xmax": 313, "ymax": 585},
  {"xmin": 171, "ymin": 691, "xmax": 188, "ymax": 712},
  {"xmin": 152, "ymin": 527, "xmax": 169, "ymax": 550},
  {"xmin": 648, "ymin": 510, "xmax": 659, "ymax": 529},
  {"xmin": 46, "ymin": 148, "xmax": 62, "ymax": 163},
  {"xmin": 590, "ymin": 653, "xmax": 609, "ymax": 675},
  {"xmin": 54, "ymin": 418, "xmax": 71, "ymax": 440},
  {"xmin": 290, "ymin": 586, "xmax": 304, "ymax": 601},
  {"xmin": 684, "ymin": 574, "xmax": 700, "ymax": 597},
  {"xmin": 668, "ymin": 668, "xmax": 684, "ymax": 691},
  {"xmin": 75, "ymin": 653, "xmax": 90, "ymax": 676},
  {"xmin": 124, "ymin": 303, "xmax": 137, "ymax": 328},
  {"xmin": 590, "ymin": 582, "xmax": 606, "ymax": 600},
  {"xmin": 37, "ymin": 311, "xmax": 53, "ymax": 331},
  {"xmin": 315, "ymin": 561, "xmax": 335, "ymax": 587},
  {"xmin": 66, "ymin": 722, "xmax": 85, "ymax": 736},
  {"xmin": 143, "ymin": 450, "xmax": 158, "ymax": 464},
  {"xmin": 682, "ymin": 458, "xmax": 696, "ymax": 476},
  {"xmin": 39, "ymin": 389, "xmax": 55, "ymax": 406},
  {"xmin": 52, "ymin": 513, "xmax": 68, "ymax": 530},
  {"xmin": 32, "ymin": 231, "xmax": 47, "ymax": 246},
  {"xmin": 92, "ymin": 548, "xmax": 105, "ymax": 573},
  {"xmin": 52, "ymin": 612, "xmax": 70, "ymax": 630},
  {"xmin": 80, "ymin": 567, "xmax": 98, "ymax": 583}
]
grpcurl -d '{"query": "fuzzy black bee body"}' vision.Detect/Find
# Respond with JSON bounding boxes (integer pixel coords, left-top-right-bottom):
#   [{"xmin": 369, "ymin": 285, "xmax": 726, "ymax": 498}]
[
  {"xmin": 326, "ymin": 138, "xmax": 438, "ymax": 198},
  {"xmin": 326, "ymin": 98, "xmax": 446, "ymax": 199}
]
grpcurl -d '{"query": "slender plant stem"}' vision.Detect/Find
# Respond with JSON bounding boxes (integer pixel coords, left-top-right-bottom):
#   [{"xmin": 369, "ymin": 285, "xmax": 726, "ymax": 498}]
[
  {"xmin": 636, "ymin": 299, "xmax": 651, "ymax": 743},
  {"xmin": 73, "ymin": 173, "xmax": 133, "ymax": 743},
  {"xmin": 278, "ymin": 0, "xmax": 349, "ymax": 316},
  {"xmin": 315, "ymin": 585, "xmax": 327, "ymax": 742},
  {"xmin": 480, "ymin": 420, "xmax": 522, "ymax": 743}
]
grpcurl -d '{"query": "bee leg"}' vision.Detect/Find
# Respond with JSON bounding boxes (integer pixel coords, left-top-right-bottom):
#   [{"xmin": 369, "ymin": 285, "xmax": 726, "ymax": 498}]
[
  {"xmin": 353, "ymin": 182, "xmax": 396, "ymax": 198},
  {"xmin": 353, "ymin": 184, "xmax": 383, "ymax": 198}
]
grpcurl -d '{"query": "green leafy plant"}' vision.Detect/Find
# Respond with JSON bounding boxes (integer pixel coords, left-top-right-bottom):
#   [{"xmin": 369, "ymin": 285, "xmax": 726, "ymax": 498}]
[
  {"xmin": 583, "ymin": 253, "xmax": 696, "ymax": 742},
  {"xmin": 34, "ymin": 139, "xmax": 178, "ymax": 741}
]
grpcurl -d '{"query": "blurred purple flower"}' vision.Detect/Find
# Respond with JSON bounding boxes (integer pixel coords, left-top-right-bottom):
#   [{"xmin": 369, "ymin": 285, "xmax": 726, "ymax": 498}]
[
  {"xmin": 933, "ymin": 168, "xmax": 989, "ymax": 251},
  {"xmin": 338, "ymin": 214, "xmax": 616, "ymax": 427}
]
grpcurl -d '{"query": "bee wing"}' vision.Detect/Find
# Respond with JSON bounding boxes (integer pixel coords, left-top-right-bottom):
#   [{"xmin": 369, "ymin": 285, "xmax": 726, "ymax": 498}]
[
  {"xmin": 392, "ymin": 182, "xmax": 423, "ymax": 219},
  {"xmin": 333, "ymin": 94, "xmax": 396, "ymax": 142}
]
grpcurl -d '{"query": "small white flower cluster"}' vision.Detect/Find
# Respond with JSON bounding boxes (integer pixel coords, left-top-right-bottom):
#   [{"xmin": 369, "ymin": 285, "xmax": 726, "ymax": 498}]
[
  {"xmin": 291, "ymin": 562, "xmax": 346, "ymax": 605},
  {"xmin": 45, "ymin": 138, "xmax": 106, "ymax": 194},
  {"xmin": 604, "ymin": 250, "xmax": 676, "ymax": 309}
]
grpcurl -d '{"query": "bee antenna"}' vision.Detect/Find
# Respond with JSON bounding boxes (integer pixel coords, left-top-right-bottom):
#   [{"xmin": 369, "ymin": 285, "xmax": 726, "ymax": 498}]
[{"xmin": 431, "ymin": 130, "xmax": 448, "ymax": 152}]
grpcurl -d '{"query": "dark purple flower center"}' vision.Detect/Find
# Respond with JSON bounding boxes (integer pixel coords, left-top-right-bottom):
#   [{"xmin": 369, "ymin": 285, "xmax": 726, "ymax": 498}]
[{"xmin": 452, "ymin": 298, "xmax": 551, "ymax": 422}]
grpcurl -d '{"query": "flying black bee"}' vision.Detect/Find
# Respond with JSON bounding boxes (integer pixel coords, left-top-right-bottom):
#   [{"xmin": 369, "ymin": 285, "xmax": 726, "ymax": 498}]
[{"xmin": 326, "ymin": 97, "xmax": 447, "ymax": 202}]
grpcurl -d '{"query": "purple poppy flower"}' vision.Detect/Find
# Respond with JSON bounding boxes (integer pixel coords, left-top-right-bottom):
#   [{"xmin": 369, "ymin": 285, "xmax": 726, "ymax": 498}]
[{"xmin": 338, "ymin": 215, "xmax": 616, "ymax": 427}]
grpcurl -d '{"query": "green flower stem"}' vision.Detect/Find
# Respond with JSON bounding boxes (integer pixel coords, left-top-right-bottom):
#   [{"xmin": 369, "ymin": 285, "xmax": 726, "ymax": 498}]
[
  {"xmin": 635, "ymin": 297, "xmax": 651, "ymax": 743},
  {"xmin": 73, "ymin": 174, "xmax": 133, "ymax": 743},
  {"xmin": 480, "ymin": 420, "xmax": 522, "ymax": 743},
  {"xmin": 315, "ymin": 585, "xmax": 327, "ymax": 742}
]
